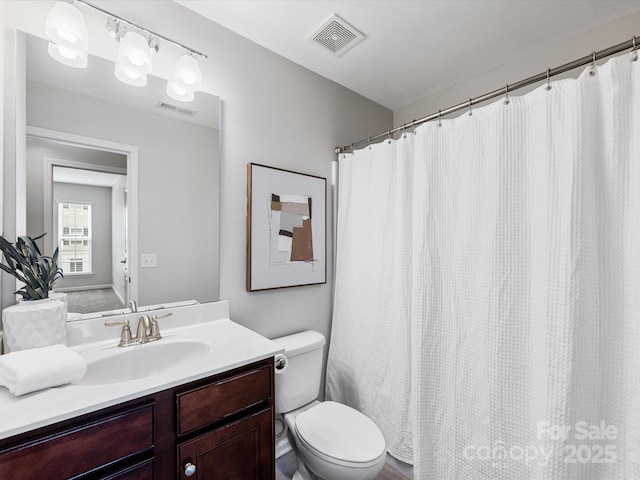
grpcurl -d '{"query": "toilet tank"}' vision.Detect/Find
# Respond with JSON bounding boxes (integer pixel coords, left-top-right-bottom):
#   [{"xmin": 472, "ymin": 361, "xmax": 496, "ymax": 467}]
[{"xmin": 272, "ymin": 330, "xmax": 326, "ymax": 414}]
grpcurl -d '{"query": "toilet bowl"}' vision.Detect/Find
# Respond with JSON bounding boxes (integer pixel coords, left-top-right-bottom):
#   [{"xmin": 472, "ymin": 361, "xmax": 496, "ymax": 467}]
[
  {"xmin": 284, "ymin": 401, "xmax": 386, "ymax": 480},
  {"xmin": 272, "ymin": 331, "xmax": 387, "ymax": 480}
]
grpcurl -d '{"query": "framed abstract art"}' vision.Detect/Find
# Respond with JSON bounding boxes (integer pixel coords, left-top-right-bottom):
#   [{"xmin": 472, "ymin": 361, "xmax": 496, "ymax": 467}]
[{"xmin": 246, "ymin": 163, "xmax": 326, "ymax": 291}]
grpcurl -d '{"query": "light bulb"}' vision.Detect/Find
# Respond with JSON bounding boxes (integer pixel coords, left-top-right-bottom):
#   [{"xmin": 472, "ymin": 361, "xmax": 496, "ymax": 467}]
[
  {"xmin": 58, "ymin": 45, "xmax": 79, "ymax": 60},
  {"xmin": 180, "ymin": 72, "xmax": 197, "ymax": 86},
  {"xmin": 124, "ymin": 69, "xmax": 141, "ymax": 80},
  {"xmin": 115, "ymin": 63, "xmax": 147, "ymax": 87},
  {"xmin": 57, "ymin": 28, "xmax": 78, "ymax": 44},
  {"xmin": 48, "ymin": 42, "xmax": 87, "ymax": 68},
  {"xmin": 167, "ymin": 80, "xmax": 194, "ymax": 102},
  {"xmin": 129, "ymin": 55, "xmax": 146, "ymax": 67}
]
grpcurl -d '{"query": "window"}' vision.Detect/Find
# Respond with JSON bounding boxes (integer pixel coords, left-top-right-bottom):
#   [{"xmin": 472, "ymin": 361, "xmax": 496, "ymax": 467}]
[{"xmin": 58, "ymin": 202, "xmax": 92, "ymax": 275}]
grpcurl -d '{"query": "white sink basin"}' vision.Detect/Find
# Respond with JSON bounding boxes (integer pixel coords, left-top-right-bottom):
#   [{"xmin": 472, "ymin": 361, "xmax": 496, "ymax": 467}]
[{"xmin": 75, "ymin": 338, "xmax": 211, "ymax": 386}]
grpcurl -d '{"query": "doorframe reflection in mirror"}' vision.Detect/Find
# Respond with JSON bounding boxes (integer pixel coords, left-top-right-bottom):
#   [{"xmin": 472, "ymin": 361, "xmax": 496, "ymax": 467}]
[{"xmin": 25, "ymin": 126, "xmax": 138, "ymax": 306}]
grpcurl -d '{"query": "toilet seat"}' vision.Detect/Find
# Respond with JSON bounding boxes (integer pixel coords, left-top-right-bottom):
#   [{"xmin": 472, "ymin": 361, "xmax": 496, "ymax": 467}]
[{"xmin": 294, "ymin": 401, "xmax": 386, "ymax": 467}]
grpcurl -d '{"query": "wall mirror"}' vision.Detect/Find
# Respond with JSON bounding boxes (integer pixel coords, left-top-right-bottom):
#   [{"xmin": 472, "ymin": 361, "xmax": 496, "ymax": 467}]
[{"xmin": 20, "ymin": 32, "xmax": 220, "ymax": 319}]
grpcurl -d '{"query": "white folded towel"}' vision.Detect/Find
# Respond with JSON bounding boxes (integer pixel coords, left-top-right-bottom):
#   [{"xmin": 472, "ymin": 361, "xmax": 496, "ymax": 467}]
[{"xmin": 0, "ymin": 344, "xmax": 87, "ymax": 396}]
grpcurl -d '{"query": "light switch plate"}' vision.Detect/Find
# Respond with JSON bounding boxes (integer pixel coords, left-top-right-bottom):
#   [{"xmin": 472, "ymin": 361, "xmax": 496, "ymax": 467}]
[{"xmin": 141, "ymin": 253, "xmax": 157, "ymax": 268}]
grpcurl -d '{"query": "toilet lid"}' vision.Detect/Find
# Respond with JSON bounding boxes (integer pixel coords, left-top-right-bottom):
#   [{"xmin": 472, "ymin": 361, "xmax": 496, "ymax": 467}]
[{"xmin": 295, "ymin": 401, "xmax": 386, "ymax": 464}]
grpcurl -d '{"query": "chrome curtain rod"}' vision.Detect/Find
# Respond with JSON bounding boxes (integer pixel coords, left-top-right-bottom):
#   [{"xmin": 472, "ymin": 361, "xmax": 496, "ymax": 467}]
[
  {"xmin": 75, "ymin": 0, "xmax": 208, "ymax": 58},
  {"xmin": 335, "ymin": 35, "xmax": 639, "ymax": 154}
]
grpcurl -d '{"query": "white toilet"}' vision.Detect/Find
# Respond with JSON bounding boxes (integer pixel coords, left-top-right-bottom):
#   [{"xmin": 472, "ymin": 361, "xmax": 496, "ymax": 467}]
[{"xmin": 273, "ymin": 331, "xmax": 386, "ymax": 480}]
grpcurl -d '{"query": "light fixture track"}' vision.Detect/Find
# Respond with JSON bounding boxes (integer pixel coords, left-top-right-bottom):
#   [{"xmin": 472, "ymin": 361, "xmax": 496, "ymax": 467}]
[{"xmin": 75, "ymin": 0, "xmax": 208, "ymax": 59}]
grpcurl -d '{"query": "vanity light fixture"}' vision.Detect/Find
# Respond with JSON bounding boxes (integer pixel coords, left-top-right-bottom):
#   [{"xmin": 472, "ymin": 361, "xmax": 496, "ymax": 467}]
[
  {"xmin": 44, "ymin": 1, "xmax": 88, "ymax": 68},
  {"xmin": 43, "ymin": 0, "xmax": 208, "ymax": 99}
]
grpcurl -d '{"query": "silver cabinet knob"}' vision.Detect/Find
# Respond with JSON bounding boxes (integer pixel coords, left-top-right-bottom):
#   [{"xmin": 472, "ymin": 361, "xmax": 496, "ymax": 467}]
[{"xmin": 184, "ymin": 462, "xmax": 196, "ymax": 477}]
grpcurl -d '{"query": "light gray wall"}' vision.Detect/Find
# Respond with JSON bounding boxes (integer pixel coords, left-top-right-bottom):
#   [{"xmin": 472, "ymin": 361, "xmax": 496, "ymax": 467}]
[
  {"xmin": 394, "ymin": 10, "xmax": 640, "ymax": 128},
  {"xmin": 25, "ymin": 80, "xmax": 220, "ymax": 307},
  {"xmin": 53, "ymin": 182, "xmax": 112, "ymax": 289},
  {"xmin": 161, "ymin": 4, "xmax": 393, "ymax": 343},
  {"xmin": 25, "ymin": 134, "xmax": 126, "ymax": 247}
]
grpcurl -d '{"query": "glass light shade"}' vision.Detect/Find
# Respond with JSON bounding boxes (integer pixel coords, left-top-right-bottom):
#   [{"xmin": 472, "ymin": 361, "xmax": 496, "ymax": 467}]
[
  {"xmin": 115, "ymin": 63, "xmax": 147, "ymax": 87},
  {"xmin": 172, "ymin": 54, "xmax": 203, "ymax": 92},
  {"xmin": 167, "ymin": 81, "xmax": 195, "ymax": 102},
  {"xmin": 47, "ymin": 41, "xmax": 88, "ymax": 68},
  {"xmin": 45, "ymin": 1, "xmax": 88, "ymax": 52},
  {"xmin": 117, "ymin": 31, "xmax": 152, "ymax": 75}
]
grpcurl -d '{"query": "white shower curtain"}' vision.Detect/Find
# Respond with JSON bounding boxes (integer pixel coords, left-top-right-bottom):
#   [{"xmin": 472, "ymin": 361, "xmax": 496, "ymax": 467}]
[{"xmin": 326, "ymin": 54, "xmax": 640, "ymax": 480}]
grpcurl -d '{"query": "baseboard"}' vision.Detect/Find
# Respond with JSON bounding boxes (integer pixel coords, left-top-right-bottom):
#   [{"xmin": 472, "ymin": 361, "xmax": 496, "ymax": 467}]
[
  {"xmin": 111, "ymin": 285, "xmax": 125, "ymax": 305},
  {"xmin": 55, "ymin": 284, "xmax": 112, "ymax": 293}
]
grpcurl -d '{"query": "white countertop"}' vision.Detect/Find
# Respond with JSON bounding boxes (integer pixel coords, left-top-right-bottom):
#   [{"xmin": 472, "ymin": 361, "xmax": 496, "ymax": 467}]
[{"xmin": 0, "ymin": 301, "xmax": 283, "ymax": 441}]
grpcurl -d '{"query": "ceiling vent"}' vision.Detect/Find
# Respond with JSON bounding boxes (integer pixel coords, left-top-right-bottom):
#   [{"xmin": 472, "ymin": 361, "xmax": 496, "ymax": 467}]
[
  {"xmin": 308, "ymin": 14, "xmax": 365, "ymax": 57},
  {"xmin": 156, "ymin": 101, "xmax": 196, "ymax": 117}
]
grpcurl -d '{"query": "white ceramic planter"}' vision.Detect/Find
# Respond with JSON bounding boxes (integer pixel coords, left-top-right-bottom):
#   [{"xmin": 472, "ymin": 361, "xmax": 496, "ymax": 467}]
[{"xmin": 2, "ymin": 298, "xmax": 66, "ymax": 353}]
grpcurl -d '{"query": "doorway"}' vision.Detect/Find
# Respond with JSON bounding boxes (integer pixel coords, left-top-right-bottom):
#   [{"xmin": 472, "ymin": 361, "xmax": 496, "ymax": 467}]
[{"xmin": 25, "ymin": 127, "xmax": 138, "ymax": 314}]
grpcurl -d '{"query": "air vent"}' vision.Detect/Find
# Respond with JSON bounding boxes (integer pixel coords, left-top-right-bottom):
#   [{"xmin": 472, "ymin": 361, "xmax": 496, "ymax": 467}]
[
  {"xmin": 156, "ymin": 101, "xmax": 196, "ymax": 117},
  {"xmin": 308, "ymin": 14, "xmax": 365, "ymax": 57}
]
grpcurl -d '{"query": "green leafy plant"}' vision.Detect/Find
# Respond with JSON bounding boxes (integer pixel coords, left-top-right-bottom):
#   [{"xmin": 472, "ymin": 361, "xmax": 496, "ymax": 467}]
[{"xmin": 0, "ymin": 233, "xmax": 64, "ymax": 301}]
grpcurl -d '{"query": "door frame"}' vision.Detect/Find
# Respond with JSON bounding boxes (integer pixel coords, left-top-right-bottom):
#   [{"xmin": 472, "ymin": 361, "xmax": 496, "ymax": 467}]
[{"xmin": 25, "ymin": 126, "xmax": 139, "ymax": 305}]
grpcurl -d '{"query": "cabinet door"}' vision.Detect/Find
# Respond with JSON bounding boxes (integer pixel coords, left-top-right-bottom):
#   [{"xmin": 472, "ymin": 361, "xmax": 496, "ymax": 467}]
[{"xmin": 178, "ymin": 407, "xmax": 273, "ymax": 480}]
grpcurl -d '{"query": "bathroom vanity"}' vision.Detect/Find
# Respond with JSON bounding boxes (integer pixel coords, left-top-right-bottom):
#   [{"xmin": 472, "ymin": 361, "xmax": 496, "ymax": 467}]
[{"xmin": 0, "ymin": 301, "xmax": 281, "ymax": 479}]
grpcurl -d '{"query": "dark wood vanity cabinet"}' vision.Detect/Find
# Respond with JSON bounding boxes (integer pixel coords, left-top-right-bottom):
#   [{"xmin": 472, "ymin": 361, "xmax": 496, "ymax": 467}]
[{"xmin": 0, "ymin": 358, "xmax": 275, "ymax": 480}]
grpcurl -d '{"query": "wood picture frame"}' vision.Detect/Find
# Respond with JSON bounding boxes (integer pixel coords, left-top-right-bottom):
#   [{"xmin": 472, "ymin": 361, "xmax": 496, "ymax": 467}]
[{"xmin": 246, "ymin": 163, "xmax": 326, "ymax": 292}]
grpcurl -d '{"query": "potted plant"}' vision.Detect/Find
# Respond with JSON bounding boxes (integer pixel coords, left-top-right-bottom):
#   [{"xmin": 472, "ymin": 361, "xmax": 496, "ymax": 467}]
[
  {"xmin": 0, "ymin": 233, "xmax": 67, "ymax": 353},
  {"xmin": 0, "ymin": 233, "xmax": 63, "ymax": 300}
]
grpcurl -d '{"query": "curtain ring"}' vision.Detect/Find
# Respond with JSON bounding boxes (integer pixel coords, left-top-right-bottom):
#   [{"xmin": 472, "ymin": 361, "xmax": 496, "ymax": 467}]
[
  {"xmin": 632, "ymin": 36, "xmax": 638, "ymax": 62},
  {"xmin": 503, "ymin": 84, "xmax": 510, "ymax": 105},
  {"xmin": 387, "ymin": 130, "xmax": 392, "ymax": 144},
  {"xmin": 368, "ymin": 137, "xmax": 372, "ymax": 150},
  {"xmin": 590, "ymin": 51, "xmax": 596, "ymax": 76},
  {"xmin": 468, "ymin": 99, "xmax": 473, "ymax": 116},
  {"xmin": 412, "ymin": 120, "xmax": 417, "ymax": 135},
  {"xmin": 438, "ymin": 110, "xmax": 442, "ymax": 127},
  {"xmin": 402, "ymin": 124, "xmax": 408, "ymax": 138},
  {"xmin": 545, "ymin": 68, "xmax": 552, "ymax": 91}
]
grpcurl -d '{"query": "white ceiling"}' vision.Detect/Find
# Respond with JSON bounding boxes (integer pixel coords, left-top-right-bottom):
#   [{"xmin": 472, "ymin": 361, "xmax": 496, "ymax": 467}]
[{"xmin": 176, "ymin": 0, "xmax": 640, "ymax": 111}]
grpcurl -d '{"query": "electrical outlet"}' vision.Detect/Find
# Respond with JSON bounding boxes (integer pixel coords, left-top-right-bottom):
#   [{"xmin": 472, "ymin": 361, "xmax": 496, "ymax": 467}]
[{"xmin": 141, "ymin": 253, "xmax": 157, "ymax": 268}]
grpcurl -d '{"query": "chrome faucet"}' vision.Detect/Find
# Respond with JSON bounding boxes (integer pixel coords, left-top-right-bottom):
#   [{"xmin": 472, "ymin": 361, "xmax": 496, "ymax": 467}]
[
  {"xmin": 135, "ymin": 312, "xmax": 172, "ymax": 344},
  {"xmin": 135, "ymin": 315, "xmax": 152, "ymax": 343},
  {"xmin": 104, "ymin": 319, "xmax": 138, "ymax": 347},
  {"xmin": 128, "ymin": 300, "xmax": 138, "ymax": 313},
  {"xmin": 105, "ymin": 312, "xmax": 172, "ymax": 347}
]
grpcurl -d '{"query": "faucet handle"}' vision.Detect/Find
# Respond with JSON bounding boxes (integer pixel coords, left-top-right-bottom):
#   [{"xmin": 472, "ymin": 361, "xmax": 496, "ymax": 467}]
[
  {"xmin": 148, "ymin": 312, "xmax": 172, "ymax": 341},
  {"xmin": 104, "ymin": 319, "xmax": 136, "ymax": 347}
]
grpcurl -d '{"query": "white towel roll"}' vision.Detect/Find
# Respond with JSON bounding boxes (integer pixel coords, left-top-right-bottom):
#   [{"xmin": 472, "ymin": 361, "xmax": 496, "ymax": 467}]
[{"xmin": 0, "ymin": 344, "xmax": 87, "ymax": 396}]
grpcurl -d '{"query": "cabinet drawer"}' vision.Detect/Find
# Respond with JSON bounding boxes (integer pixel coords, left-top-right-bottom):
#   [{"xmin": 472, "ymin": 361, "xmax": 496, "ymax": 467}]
[
  {"xmin": 177, "ymin": 363, "xmax": 272, "ymax": 435},
  {"xmin": 99, "ymin": 459, "xmax": 154, "ymax": 480},
  {"xmin": 0, "ymin": 404, "xmax": 154, "ymax": 480}
]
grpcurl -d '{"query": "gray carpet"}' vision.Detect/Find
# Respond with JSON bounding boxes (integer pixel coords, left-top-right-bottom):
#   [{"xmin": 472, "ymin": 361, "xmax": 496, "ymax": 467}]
[{"xmin": 65, "ymin": 288, "xmax": 125, "ymax": 314}]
